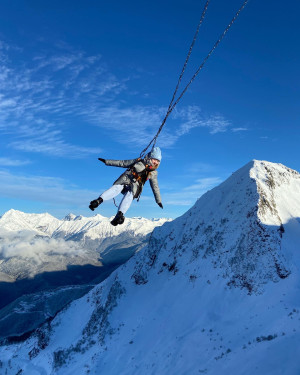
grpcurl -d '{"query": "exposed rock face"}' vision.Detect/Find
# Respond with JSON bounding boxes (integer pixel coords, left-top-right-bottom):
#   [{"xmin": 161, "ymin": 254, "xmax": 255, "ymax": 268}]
[{"xmin": 1, "ymin": 160, "xmax": 299, "ymax": 375}]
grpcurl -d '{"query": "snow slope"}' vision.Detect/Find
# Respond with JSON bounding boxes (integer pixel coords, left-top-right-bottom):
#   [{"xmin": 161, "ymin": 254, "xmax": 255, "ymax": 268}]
[
  {"xmin": 1, "ymin": 160, "xmax": 299, "ymax": 375},
  {"xmin": 0, "ymin": 284, "xmax": 92, "ymax": 341},
  {"xmin": 0, "ymin": 212, "xmax": 169, "ymax": 340}
]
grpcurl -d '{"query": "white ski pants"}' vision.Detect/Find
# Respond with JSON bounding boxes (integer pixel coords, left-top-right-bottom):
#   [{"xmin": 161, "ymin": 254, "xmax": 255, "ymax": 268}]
[{"xmin": 100, "ymin": 185, "xmax": 133, "ymax": 214}]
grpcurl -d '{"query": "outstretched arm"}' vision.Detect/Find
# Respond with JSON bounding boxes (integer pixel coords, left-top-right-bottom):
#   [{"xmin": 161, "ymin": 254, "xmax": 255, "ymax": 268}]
[
  {"xmin": 149, "ymin": 171, "xmax": 162, "ymax": 207},
  {"xmin": 98, "ymin": 158, "xmax": 139, "ymax": 168}
]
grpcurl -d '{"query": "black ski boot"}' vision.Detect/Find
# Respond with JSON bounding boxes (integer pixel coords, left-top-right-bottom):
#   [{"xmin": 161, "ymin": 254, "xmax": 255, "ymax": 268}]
[
  {"xmin": 111, "ymin": 211, "xmax": 125, "ymax": 226},
  {"xmin": 89, "ymin": 197, "xmax": 103, "ymax": 211}
]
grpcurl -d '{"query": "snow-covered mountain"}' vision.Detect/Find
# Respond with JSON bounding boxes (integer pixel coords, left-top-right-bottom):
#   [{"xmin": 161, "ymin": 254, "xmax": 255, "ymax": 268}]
[
  {"xmin": 0, "ymin": 284, "xmax": 92, "ymax": 341},
  {"xmin": 1, "ymin": 160, "xmax": 300, "ymax": 375},
  {"xmin": 0, "ymin": 211, "xmax": 169, "ymax": 285},
  {"xmin": 0, "ymin": 212, "xmax": 169, "ymax": 340}
]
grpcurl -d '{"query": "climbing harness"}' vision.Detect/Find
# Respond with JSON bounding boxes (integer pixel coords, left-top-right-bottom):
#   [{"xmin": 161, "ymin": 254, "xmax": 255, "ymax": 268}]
[
  {"xmin": 131, "ymin": 168, "xmax": 151, "ymax": 200},
  {"xmin": 140, "ymin": 0, "xmax": 249, "ymax": 157},
  {"xmin": 130, "ymin": 159, "xmax": 156, "ymax": 201},
  {"xmin": 112, "ymin": 159, "xmax": 154, "ymax": 207}
]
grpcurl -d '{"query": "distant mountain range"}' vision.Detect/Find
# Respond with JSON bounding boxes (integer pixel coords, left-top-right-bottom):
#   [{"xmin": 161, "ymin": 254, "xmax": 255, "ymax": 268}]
[
  {"xmin": 0, "ymin": 211, "xmax": 170, "ymax": 339},
  {"xmin": 1, "ymin": 160, "xmax": 300, "ymax": 375},
  {"xmin": 0, "ymin": 210, "xmax": 169, "ymax": 282}
]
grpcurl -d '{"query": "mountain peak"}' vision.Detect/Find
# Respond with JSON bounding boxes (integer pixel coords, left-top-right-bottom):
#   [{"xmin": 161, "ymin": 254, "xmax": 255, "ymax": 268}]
[
  {"xmin": 63, "ymin": 213, "xmax": 76, "ymax": 221},
  {"xmin": 2, "ymin": 208, "xmax": 24, "ymax": 218},
  {"xmin": 250, "ymin": 160, "xmax": 300, "ymax": 225},
  {"xmin": 1, "ymin": 160, "xmax": 299, "ymax": 375},
  {"xmin": 140, "ymin": 159, "xmax": 300, "ymax": 294}
]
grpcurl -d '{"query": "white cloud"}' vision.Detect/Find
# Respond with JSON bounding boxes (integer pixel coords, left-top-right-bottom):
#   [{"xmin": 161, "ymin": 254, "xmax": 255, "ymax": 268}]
[
  {"xmin": 183, "ymin": 177, "xmax": 222, "ymax": 191},
  {"xmin": 79, "ymin": 104, "xmax": 165, "ymax": 145},
  {"xmin": 0, "ymin": 229, "xmax": 83, "ymax": 262},
  {"xmin": 185, "ymin": 162, "xmax": 216, "ymax": 174},
  {"xmin": 232, "ymin": 127, "xmax": 248, "ymax": 132},
  {"xmin": 4, "ymin": 118, "xmax": 102, "ymax": 158},
  {"xmin": 0, "ymin": 229, "xmax": 98, "ymax": 274},
  {"xmin": 9, "ymin": 139, "xmax": 101, "ymax": 158},
  {"xmin": 163, "ymin": 177, "xmax": 222, "ymax": 206},
  {"xmin": 0, "ymin": 43, "xmax": 121, "ymax": 158},
  {"xmin": 0, "ymin": 40, "xmax": 233, "ymax": 158},
  {"xmin": 0, "ymin": 158, "xmax": 31, "ymax": 167},
  {"xmin": 0, "ymin": 98, "xmax": 17, "ymax": 108},
  {"xmin": 78, "ymin": 104, "xmax": 231, "ymax": 149},
  {"xmin": 174, "ymin": 106, "xmax": 231, "ymax": 135},
  {"xmin": 0, "ymin": 170, "xmax": 99, "ymax": 205}
]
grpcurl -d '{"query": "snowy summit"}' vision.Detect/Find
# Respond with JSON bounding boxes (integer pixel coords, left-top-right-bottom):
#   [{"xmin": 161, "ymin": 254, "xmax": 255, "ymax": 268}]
[{"xmin": 1, "ymin": 160, "xmax": 300, "ymax": 375}]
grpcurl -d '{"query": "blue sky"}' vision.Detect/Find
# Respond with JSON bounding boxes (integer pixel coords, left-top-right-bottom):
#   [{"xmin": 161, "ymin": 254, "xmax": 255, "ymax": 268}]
[{"xmin": 0, "ymin": 0, "xmax": 299, "ymax": 219}]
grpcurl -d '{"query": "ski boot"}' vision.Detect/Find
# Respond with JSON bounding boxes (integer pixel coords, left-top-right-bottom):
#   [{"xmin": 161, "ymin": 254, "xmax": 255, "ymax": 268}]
[
  {"xmin": 111, "ymin": 211, "xmax": 125, "ymax": 226},
  {"xmin": 89, "ymin": 197, "xmax": 103, "ymax": 211}
]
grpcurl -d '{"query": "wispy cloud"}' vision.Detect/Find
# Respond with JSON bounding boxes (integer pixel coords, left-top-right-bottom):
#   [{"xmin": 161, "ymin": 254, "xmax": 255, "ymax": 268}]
[
  {"xmin": 0, "ymin": 39, "xmax": 233, "ymax": 158},
  {"xmin": 78, "ymin": 104, "xmax": 231, "ymax": 149},
  {"xmin": 9, "ymin": 138, "xmax": 101, "ymax": 158},
  {"xmin": 79, "ymin": 104, "xmax": 166, "ymax": 147},
  {"xmin": 185, "ymin": 162, "xmax": 216, "ymax": 174},
  {"xmin": 231, "ymin": 127, "xmax": 248, "ymax": 132},
  {"xmin": 0, "ymin": 157, "xmax": 31, "ymax": 167},
  {"xmin": 0, "ymin": 42, "xmax": 121, "ymax": 158},
  {"xmin": 159, "ymin": 177, "xmax": 222, "ymax": 206},
  {"xmin": 183, "ymin": 177, "xmax": 223, "ymax": 192},
  {"xmin": 174, "ymin": 106, "xmax": 230, "ymax": 135},
  {"xmin": 0, "ymin": 170, "xmax": 99, "ymax": 205}
]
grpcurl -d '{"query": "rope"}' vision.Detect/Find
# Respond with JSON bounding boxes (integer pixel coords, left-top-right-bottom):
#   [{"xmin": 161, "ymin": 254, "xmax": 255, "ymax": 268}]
[
  {"xmin": 168, "ymin": 0, "xmax": 249, "ymax": 115},
  {"xmin": 168, "ymin": 0, "xmax": 211, "ymax": 113},
  {"xmin": 140, "ymin": 0, "xmax": 249, "ymax": 157},
  {"xmin": 140, "ymin": 0, "xmax": 210, "ymax": 157},
  {"xmin": 113, "ymin": 197, "xmax": 118, "ymax": 208}
]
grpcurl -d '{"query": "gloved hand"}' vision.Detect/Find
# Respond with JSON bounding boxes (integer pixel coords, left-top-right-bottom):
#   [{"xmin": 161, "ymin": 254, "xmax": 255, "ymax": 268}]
[
  {"xmin": 98, "ymin": 158, "xmax": 106, "ymax": 164},
  {"xmin": 158, "ymin": 202, "xmax": 163, "ymax": 209}
]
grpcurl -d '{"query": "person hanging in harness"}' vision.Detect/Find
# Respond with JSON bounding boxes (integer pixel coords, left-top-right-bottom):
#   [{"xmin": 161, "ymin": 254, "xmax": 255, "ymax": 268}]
[{"xmin": 89, "ymin": 147, "xmax": 163, "ymax": 226}]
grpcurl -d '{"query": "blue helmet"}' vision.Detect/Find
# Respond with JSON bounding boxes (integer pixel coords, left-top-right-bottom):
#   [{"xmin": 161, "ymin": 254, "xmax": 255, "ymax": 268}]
[{"xmin": 149, "ymin": 147, "xmax": 162, "ymax": 161}]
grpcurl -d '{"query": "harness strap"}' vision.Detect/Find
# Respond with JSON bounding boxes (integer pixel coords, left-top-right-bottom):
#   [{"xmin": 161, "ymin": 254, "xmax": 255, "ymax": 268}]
[
  {"xmin": 131, "ymin": 160, "xmax": 156, "ymax": 201},
  {"xmin": 131, "ymin": 169, "xmax": 151, "ymax": 183}
]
